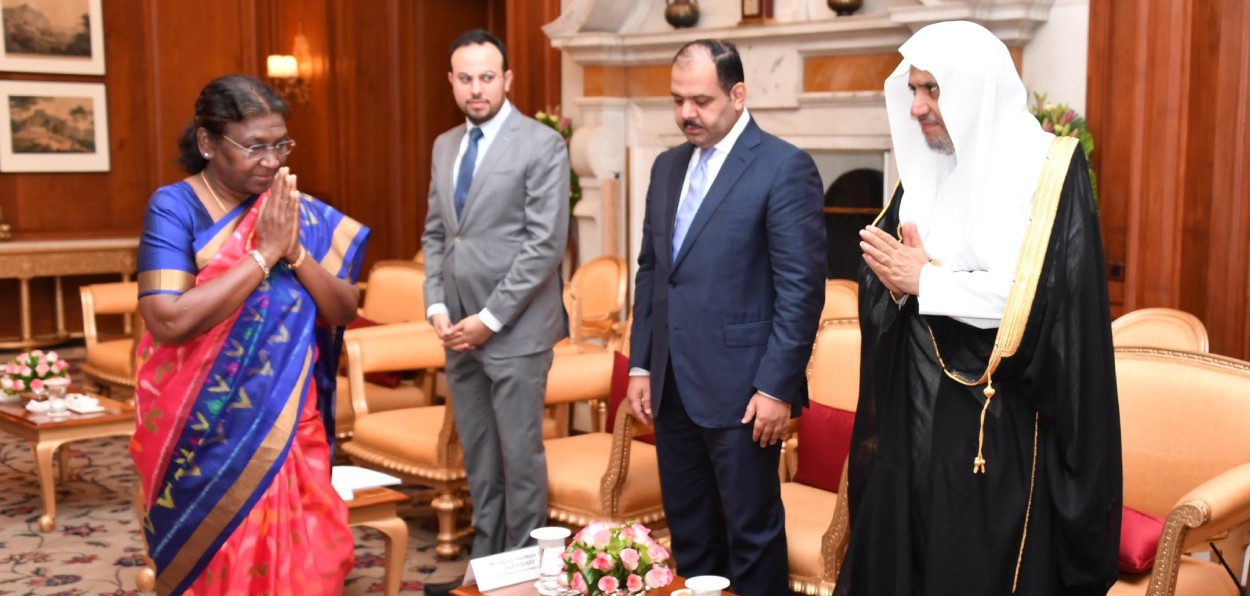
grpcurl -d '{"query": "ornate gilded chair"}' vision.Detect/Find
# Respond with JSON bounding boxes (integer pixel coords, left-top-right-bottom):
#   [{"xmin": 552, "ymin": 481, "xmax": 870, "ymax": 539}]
[
  {"xmin": 783, "ymin": 317, "xmax": 859, "ymax": 595},
  {"xmin": 1108, "ymin": 347, "xmax": 1250, "ymax": 595},
  {"xmin": 568, "ymin": 256, "xmax": 628, "ymax": 344},
  {"xmin": 335, "ymin": 261, "xmax": 434, "ymax": 440},
  {"xmin": 543, "ymin": 322, "xmax": 666, "ymax": 531},
  {"xmin": 821, "ymin": 279, "xmax": 858, "ymax": 323},
  {"xmin": 79, "ymin": 281, "xmax": 139, "ymax": 399},
  {"xmin": 337, "ymin": 323, "xmax": 472, "ymax": 558},
  {"xmin": 1111, "ymin": 308, "xmax": 1209, "ymax": 353}
]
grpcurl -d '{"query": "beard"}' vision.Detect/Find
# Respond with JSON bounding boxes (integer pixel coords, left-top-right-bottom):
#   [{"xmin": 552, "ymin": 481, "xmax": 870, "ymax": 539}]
[
  {"xmin": 918, "ymin": 115, "xmax": 955, "ymax": 155},
  {"xmin": 926, "ymin": 134, "xmax": 955, "ymax": 155}
]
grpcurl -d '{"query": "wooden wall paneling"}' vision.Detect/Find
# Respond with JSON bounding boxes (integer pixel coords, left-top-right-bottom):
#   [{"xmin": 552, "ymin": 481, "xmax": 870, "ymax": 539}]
[
  {"xmin": 504, "ymin": 0, "xmax": 561, "ymax": 117},
  {"xmin": 1084, "ymin": 0, "xmax": 1123, "ymax": 313},
  {"xmin": 1177, "ymin": 0, "xmax": 1220, "ymax": 320},
  {"xmin": 396, "ymin": 0, "xmax": 422, "ymax": 262},
  {"xmin": 257, "ymin": 0, "xmax": 337, "ymax": 207},
  {"xmin": 1087, "ymin": 0, "xmax": 1187, "ymax": 310},
  {"xmin": 1089, "ymin": 0, "xmax": 1250, "ymax": 359},
  {"xmin": 327, "ymin": 0, "xmax": 404, "ymax": 268},
  {"xmin": 1205, "ymin": 0, "xmax": 1250, "ymax": 357},
  {"xmin": 1131, "ymin": 0, "xmax": 1190, "ymax": 310},
  {"xmin": 150, "ymin": 1, "xmax": 261, "ymax": 188}
]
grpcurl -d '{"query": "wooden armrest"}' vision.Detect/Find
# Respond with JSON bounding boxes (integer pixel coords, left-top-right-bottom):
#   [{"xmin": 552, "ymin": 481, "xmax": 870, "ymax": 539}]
[
  {"xmin": 1174, "ymin": 462, "xmax": 1250, "ymax": 550},
  {"xmin": 820, "ymin": 457, "xmax": 851, "ymax": 582},
  {"xmin": 600, "ymin": 400, "xmax": 654, "ymax": 516},
  {"xmin": 1149, "ymin": 463, "xmax": 1250, "ymax": 592}
]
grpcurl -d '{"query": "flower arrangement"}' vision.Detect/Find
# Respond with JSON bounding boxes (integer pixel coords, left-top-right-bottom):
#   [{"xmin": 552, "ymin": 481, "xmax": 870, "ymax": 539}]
[
  {"xmin": 560, "ymin": 521, "xmax": 674, "ymax": 595},
  {"xmin": 535, "ymin": 106, "xmax": 583, "ymax": 211},
  {"xmin": 1030, "ymin": 92, "xmax": 1098, "ymax": 207},
  {"xmin": 1, "ymin": 350, "xmax": 70, "ymax": 396}
]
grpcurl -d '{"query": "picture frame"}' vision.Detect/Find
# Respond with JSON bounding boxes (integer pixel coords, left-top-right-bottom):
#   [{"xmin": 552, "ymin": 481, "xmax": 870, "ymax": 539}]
[
  {"xmin": 0, "ymin": 80, "xmax": 109, "ymax": 172},
  {"xmin": 0, "ymin": 0, "xmax": 105, "ymax": 75}
]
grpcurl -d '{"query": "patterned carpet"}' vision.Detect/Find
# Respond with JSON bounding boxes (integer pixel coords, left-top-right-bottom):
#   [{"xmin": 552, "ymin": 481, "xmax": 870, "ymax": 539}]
[{"xmin": 0, "ymin": 345, "xmax": 469, "ymax": 595}]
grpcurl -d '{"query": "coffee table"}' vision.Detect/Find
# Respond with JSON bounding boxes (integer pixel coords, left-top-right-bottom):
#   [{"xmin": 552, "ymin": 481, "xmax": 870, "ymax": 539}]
[
  {"xmin": 451, "ymin": 575, "xmax": 738, "ymax": 595},
  {"xmin": 0, "ymin": 393, "xmax": 135, "ymax": 532},
  {"xmin": 347, "ymin": 487, "xmax": 410, "ymax": 596}
]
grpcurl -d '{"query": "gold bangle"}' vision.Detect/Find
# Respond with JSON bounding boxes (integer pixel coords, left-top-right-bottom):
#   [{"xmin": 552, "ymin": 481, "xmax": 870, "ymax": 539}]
[
  {"xmin": 287, "ymin": 246, "xmax": 307, "ymax": 270},
  {"xmin": 248, "ymin": 250, "xmax": 270, "ymax": 278}
]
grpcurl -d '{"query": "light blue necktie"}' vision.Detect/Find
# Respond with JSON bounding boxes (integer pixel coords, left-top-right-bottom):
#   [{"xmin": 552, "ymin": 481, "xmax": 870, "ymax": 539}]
[
  {"xmin": 671, "ymin": 147, "xmax": 715, "ymax": 263},
  {"xmin": 454, "ymin": 127, "xmax": 484, "ymax": 219}
]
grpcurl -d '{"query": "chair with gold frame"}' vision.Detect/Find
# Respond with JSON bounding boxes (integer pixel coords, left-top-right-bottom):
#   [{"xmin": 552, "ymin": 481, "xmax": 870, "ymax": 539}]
[
  {"xmin": 79, "ymin": 281, "xmax": 140, "ymax": 400},
  {"xmin": 337, "ymin": 322, "xmax": 472, "ymax": 558},
  {"xmin": 568, "ymin": 256, "xmax": 628, "ymax": 344},
  {"xmin": 1111, "ymin": 308, "xmax": 1210, "ymax": 353},
  {"xmin": 335, "ymin": 260, "xmax": 435, "ymax": 440},
  {"xmin": 543, "ymin": 320, "xmax": 666, "ymax": 532},
  {"xmin": 783, "ymin": 317, "xmax": 859, "ymax": 595},
  {"xmin": 1107, "ymin": 347, "xmax": 1250, "ymax": 596}
]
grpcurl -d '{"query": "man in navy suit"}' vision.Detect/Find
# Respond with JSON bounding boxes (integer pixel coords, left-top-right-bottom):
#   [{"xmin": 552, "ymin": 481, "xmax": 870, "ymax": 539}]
[{"xmin": 627, "ymin": 39, "xmax": 826, "ymax": 595}]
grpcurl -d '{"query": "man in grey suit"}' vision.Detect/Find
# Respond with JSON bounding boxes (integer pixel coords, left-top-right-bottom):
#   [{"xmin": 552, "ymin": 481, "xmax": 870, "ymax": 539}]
[{"xmin": 421, "ymin": 29, "xmax": 570, "ymax": 558}]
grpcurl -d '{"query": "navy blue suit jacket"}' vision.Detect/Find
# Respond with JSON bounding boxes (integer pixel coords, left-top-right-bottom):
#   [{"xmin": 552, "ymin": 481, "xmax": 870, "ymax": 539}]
[{"xmin": 629, "ymin": 117, "xmax": 826, "ymax": 428}]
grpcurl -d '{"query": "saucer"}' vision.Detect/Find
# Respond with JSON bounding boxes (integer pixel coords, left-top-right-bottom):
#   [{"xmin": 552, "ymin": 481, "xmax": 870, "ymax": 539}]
[{"xmin": 67, "ymin": 403, "xmax": 106, "ymax": 414}]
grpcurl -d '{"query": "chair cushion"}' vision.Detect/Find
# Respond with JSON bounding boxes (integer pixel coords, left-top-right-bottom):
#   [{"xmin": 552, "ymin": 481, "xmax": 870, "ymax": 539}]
[
  {"xmin": 781, "ymin": 482, "xmax": 838, "ymax": 581},
  {"xmin": 345, "ymin": 316, "xmax": 404, "ymax": 388},
  {"xmin": 793, "ymin": 402, "xmax": 854, "ymax": 493},
  {"xmin": 85, "ymin": 339, "xmax": 132, "ymax": 376},
  {"xmin": 1118, "ymin": 506, "xmax": 1164, "ymax": 574},
  {"xmin": 1109, "ymin": 555, "xmax": 1241, "ymax": 596},
  {"xmin": 350, "ymin": 406, "xmax": 446, "ymax": 468},
  {"xmin": 546, "ymin": 433, "xmax": 662, "ymax": 519}
]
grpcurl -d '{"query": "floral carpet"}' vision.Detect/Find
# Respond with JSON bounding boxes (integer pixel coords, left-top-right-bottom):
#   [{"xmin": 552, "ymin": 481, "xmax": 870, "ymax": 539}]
[{"xmin": 0, "ymin": 346, "xmax": 469, "ymax": 595}]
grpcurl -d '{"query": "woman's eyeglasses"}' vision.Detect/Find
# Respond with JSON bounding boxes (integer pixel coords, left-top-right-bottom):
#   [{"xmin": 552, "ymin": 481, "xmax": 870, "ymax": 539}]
[{"xmin": 220, "ymin": 134, "xmax": 296, "ymax": 160}]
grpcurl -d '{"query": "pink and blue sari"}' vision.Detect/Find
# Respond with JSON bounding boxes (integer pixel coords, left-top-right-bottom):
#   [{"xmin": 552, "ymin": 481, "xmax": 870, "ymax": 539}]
[{"xmin": 131, "ymin": 182, "xmax": 368, "ymax": 595}]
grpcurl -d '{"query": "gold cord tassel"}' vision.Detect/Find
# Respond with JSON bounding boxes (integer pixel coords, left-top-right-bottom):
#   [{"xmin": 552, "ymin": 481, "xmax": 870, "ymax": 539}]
[{"xmin": 973, "ymin": 380, "xmax": 996, "ymax": 474}]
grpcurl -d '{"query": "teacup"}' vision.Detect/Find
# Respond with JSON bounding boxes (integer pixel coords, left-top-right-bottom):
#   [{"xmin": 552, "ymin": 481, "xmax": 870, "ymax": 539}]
[{"xmin": 47, "ymin": 397, "xmax": 69, "ymax": 417}]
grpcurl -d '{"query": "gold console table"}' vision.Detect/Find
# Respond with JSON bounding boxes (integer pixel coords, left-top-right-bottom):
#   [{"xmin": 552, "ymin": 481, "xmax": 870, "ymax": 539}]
[{"xmin": 0, "ymin": 238, "xmax": 138, "ymax": 350}]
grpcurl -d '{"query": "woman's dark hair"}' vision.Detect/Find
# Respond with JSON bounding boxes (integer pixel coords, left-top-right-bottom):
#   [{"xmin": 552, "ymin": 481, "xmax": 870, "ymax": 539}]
[{"xmin": 176, "ymin": 75, "xmax": 289, "ymax": 174}]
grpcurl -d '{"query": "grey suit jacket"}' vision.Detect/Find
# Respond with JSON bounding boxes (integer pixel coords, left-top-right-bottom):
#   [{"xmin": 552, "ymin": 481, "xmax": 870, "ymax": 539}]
[{"xmin": 421, "ymin": 107, "xmax": 570, "ymax": 357}]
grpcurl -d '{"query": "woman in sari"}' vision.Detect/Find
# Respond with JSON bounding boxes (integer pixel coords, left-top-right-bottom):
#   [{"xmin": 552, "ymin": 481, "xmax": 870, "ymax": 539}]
[{"xmin": 131, "ymin": 75, "xmax": 368, "ymax": 595}]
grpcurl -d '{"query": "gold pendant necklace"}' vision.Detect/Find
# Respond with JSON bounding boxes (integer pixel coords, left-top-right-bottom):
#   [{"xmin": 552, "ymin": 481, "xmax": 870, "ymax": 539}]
[{"xmin": 199, "ymin": 170, "xmax": 231, "ymax": 214}]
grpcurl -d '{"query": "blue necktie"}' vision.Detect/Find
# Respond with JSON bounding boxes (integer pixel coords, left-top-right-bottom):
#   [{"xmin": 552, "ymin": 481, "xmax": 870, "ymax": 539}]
[
  {"xmin": 671, "ymin": 147, "xmax": 715, "ymax": 263},
  {"xmin": 454, "ymin": 127, "xmax": 484, "ymax": 219}
]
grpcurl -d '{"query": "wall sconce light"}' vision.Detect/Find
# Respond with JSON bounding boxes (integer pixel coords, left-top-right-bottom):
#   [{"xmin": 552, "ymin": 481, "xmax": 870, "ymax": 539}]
[{"xmin": 267, "ymin": 25, "xmax": 312, "ymax": 104}]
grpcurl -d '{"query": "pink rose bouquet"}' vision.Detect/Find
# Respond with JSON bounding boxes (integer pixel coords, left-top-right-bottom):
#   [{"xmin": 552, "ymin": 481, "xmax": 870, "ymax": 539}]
[
  {"xmin": 1, "ymin": 350, "xmax": 70, "ymax": 396},
  {"xmin": 559, "ymin": 522, "xmax": 673, "ymax": 595}
]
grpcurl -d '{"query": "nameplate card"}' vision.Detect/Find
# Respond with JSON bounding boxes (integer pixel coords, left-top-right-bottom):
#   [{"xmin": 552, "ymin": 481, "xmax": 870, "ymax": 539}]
[{"xmin": 465, "ymin": 545, "xmax": 540, "ymax": 591}]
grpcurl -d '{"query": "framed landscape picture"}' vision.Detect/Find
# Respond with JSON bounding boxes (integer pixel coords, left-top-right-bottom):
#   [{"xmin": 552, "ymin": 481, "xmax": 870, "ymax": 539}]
[
  {"xmin": 1, "ymin": 0, "xmax": 105, "ymax": 75},
  {"xmin": 0, "ymin": 80, "xmax": 109, "ymax": 172}
]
